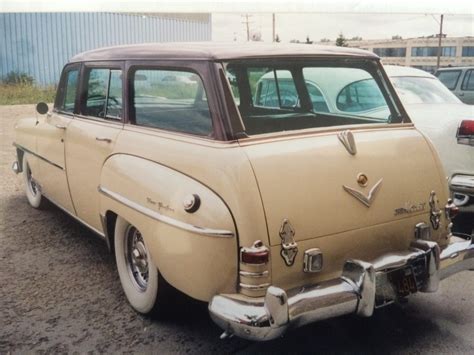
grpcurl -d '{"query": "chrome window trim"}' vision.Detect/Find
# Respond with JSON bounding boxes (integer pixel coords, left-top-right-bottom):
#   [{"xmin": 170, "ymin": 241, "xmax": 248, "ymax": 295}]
[
  {"xmin": 98, "ymin": 186, "xmax": 235, "ymax": 238},
  {"xmin": 13, "ymin": 143, "xmax": 64, "ymax": 170}
]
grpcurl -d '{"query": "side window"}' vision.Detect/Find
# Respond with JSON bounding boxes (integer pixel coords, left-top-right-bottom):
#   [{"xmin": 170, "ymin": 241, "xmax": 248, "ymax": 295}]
[
  {"xmin": 57, "ymin": 68, "xmax": 78, "ymax": 113},
  {"xmin": 83, "ymin": 68, "xmax": 122, "ymax": 119},
  {"xmin": 133, "ymin": 69, "xmax": 212, "ymax": 136},
  {"xmin": 106, "ymin": 70, "xmax": 123, "ymax": 118},
  {"xmin": 225, "ymin": 69, "xmax": 240, "ymax": 105},
  {"xmin": 436, "ymin": 70, "xmax": 461, "ymax": 90},
  {"xmin": 251, "ymin": 68, "xmax": 300, "ymax": 109},
  {"xmin": 461, "ymin": 70, "xmax": 474, "ymax": 91},
  {"xmin": 306, "ymin": 82, "xmax": 329, "ymax": 113}
]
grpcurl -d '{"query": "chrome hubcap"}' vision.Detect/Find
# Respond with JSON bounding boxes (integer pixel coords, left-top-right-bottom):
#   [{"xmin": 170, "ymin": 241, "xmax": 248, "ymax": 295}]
[
  {"xmin": 125, "ymin": 226, "xmax": 149, "ymax": 291},
  {"xmin": 26, "ymin": 164, "xmax": 38, "ymax": 196}
]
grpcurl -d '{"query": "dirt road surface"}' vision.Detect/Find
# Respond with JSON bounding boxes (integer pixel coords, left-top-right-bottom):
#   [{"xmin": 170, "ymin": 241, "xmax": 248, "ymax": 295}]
[{"xmin": 1, "ymin": 105, "xmax": 473, "ymax": 353}]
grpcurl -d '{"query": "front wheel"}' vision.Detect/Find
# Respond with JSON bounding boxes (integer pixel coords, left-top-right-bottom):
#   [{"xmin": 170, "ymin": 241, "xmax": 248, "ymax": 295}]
[
  {"xmin": 22, "ymin": 156, "xmax": 47, "ymax": 209},
  {"xmin": 114, "ymin": 216, "xmax": 171, "ymax": 315}
]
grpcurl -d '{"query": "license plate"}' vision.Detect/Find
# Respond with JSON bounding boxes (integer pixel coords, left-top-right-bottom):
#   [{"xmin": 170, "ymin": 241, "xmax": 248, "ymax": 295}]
[{"xmin": 388, "ymin": 267, "xmax": 418, "ymax": 298}]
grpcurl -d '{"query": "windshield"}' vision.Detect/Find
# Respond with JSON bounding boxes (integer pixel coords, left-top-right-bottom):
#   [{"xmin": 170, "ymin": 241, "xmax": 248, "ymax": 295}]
[
  {"xmin": 390, "ymin": 76, "xmax": 461, "ymax": 105},
  {"xmin": 225, "ymin": 60, "xmax": 397, "ymax": 136}
]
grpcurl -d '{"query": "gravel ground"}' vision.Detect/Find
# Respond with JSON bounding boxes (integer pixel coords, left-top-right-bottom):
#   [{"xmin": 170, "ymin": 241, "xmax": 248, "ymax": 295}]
[{"xmin": 1, "ymin": 104, "xmax": 473, "ymax": 354}]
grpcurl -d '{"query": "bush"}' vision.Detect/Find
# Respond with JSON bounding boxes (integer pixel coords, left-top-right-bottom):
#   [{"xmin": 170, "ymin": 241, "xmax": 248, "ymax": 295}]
[
  {"xmin": 2, "ymin": 71, "xmax": 35, "ymax": 85},
  {"xmin": 0, "ymin": 83, "xmax": 56, "ymax": 105}
]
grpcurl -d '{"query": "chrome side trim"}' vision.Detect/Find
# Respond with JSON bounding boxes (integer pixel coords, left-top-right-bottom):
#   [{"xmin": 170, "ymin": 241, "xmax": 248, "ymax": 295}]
[
  {"xmin": 98, "ymin": 186, "xmax": 235, "ymax": 238},
  {"xmin": 13, "ymin": 143, "xmax": 64, "ymax": 170}
]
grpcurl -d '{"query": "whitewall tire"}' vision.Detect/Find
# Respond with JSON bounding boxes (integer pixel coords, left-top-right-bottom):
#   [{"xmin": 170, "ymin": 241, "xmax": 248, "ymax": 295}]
[
  {"xmin": 22, "ymin": 156, "xmax": 46, "ymax": 209},
  {"xmin": 114, "ymin": 216, "xmax": 167, "ymax": 314}
]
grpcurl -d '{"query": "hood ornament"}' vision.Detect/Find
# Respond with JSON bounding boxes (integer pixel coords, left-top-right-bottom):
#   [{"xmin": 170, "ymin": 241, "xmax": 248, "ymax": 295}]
[
  {"xmin": 343, "ymin": 178, "xmax": 383, "ymax": 207},
  {"xmin": 279, "ymin": 219, "xmax": 298, "ymax": 266},
  {"xmin": 338, "ymin": 130, "xmax": 357, "ymax": 155}
]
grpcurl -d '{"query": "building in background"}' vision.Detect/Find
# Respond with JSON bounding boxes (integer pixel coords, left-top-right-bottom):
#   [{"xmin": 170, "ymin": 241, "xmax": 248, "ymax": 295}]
[
  {"xmin": 317, "ymin": 36, "xmax": 474, "ymax": 73},
  {"xmin": 0, "ymin": 13, "xmax": 212, "ymax": 85}
]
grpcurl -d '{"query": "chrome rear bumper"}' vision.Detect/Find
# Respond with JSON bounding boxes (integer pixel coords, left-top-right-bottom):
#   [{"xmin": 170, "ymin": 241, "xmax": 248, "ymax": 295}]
[{"xmin": 209, "ymin": 236, "xmax": 474, "ymax": 341}]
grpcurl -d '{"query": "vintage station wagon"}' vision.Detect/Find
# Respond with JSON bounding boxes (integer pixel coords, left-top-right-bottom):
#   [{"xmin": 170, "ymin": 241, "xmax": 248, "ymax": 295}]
[{"xmin": 12, "ymin": 43, "xmax": 474, "ymax": 341}]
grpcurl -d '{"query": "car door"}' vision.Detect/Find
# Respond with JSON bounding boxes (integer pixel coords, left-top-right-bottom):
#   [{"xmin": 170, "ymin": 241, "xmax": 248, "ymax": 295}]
[
  {"xmin": 65, "ymin": 63, "xmax": 124, "ymax": 231},
  {"xmin": 35, "ymin": 64, "xmax": 79, "ymax": 213},
  {"xmin": 459, "ymin": 69, "xmax": 474, "ymax": 104}
]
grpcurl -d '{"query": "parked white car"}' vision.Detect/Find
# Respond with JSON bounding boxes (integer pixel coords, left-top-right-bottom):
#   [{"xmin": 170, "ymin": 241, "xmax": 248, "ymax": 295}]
[{"xmin": 384, "ymin": 65, "xmax": 474, "ymax": 234}]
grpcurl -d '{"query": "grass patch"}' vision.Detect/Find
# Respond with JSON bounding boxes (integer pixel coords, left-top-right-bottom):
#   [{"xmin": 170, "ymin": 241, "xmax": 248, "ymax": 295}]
[{"xmin": 0, "ymin": 84, "xmax": 56, "ymax": 105}]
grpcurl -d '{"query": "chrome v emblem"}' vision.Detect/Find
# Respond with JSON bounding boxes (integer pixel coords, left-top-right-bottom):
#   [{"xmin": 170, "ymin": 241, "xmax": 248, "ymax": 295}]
[
  {"xmin": 343, "ymin": 178, "xmax": 383, "ymax": 207},
  {"xmin": 338, "ymin": 130, "xmax": 357, "ymax": 155}
]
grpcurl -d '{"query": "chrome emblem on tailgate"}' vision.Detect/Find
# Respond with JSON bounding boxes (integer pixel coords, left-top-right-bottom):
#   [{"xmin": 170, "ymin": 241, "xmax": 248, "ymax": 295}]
[
  {"xmin": 338, "ymin": 130, "xmax": 357, "ymax": 155},
  {"xmin": 343, "ymin": 178, "xmax": 383, "ymax": 208},
  {"xmin": 279, "ymin": 219, "xmax": 298, "ymax": 266}
]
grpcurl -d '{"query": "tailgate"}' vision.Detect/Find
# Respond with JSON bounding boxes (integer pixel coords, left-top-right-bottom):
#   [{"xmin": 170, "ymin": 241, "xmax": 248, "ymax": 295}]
[{"xmin": 240, "ymin": 126, "xmax": 448, "ymax": 246}]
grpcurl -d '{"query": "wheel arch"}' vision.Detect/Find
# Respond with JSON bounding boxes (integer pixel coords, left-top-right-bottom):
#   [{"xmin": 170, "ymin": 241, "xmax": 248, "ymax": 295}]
[{"xmin": 98, "ymin": 153, "xmax": 239, "ymax": 301}]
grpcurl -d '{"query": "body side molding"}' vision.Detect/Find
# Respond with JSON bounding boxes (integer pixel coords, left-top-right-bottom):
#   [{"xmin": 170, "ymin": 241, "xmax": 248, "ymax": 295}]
[
  {"xmin": 98, "ymin": 186, "xmax": 235, "ymax": 238},
  {"xmin": 13, "ymin": 143, "xmax": 64, "ymax": 170}
]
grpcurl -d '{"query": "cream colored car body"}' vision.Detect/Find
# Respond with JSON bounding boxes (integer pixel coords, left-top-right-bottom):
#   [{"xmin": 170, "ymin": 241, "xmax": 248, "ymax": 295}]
[{"xmin": 12, "ymin": 43, "xmax": 473, "ymax": 341}]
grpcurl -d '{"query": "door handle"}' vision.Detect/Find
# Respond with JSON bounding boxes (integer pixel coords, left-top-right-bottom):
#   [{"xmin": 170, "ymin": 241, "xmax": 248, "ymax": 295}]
[
  {"xmin": 96, "ymin": 137, "xmax": 112, "ymax": 143},
  {"xmin": 55, "ymin": 124, "xmax": 67, "ymax": 130},
  {"xmin": 458, "ymin": 92, "xmax": 464, "ymax": 97}
]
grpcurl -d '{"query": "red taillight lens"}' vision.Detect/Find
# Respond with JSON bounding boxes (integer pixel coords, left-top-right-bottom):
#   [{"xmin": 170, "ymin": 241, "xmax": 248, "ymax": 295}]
[
  {"xmin": 241, "ymin": 249, "xmax": 269, "ymax": 264},
  {"xmin": 458, "ymin": 120, "xmax": 474, "ymax": 136},
  {"xmin": 241, "ymin": 240, "xmax": 269, "ymax": 264}
]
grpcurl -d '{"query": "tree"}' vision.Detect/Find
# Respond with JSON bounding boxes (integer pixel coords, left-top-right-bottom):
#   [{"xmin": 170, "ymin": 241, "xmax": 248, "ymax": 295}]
[
  {"xmin": 275, "ymin": 34, "xmax": 281, "ymax": 43},
  {"xmin": 392, "ymin": 35, "xmax": 403, "ymax": 40},
  {"xmin": 305, "ymin": 36, "xmax": 313, "ymax": 44},
  {"xmin": 320, "ymin": 38, "xmax": 331, "ymax": 43},
  {"xmin": 335, "ymin": 33, "xmax": 348, "ymax": 47}
]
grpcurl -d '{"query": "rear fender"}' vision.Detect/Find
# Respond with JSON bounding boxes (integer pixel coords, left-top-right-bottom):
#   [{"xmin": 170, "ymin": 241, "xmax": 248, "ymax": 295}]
[{"xmin": 99, "ymin": 154, "xmax": 238, "ymax": 301}]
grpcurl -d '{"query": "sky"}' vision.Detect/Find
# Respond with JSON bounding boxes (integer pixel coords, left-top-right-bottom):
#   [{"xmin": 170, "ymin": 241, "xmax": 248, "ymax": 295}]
[
  {"xmin": 212, "ymin": 12, "xmax": 474, "ymax": 43},
  {"xmin": 2, "ymin": 0, "xmax": 473, "ymax": 43}
]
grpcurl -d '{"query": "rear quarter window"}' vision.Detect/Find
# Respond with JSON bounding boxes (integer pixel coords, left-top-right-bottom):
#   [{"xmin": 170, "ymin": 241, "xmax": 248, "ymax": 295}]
[{"xmin": 132, "ymin": 69, "xmax": 212, "ymax": 136}]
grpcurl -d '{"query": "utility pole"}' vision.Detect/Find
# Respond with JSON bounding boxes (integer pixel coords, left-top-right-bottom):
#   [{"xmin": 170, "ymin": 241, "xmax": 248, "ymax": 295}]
[
  {"xmin": 436, "ymin": 14, "xmax": 444, "ymax": 70},
  {"xmin": 241, "ymin": 14, "xmax": 253, "ymax": 42},
  {"xmin": 272, "ymin": 13, "xmax": 275, "ymax": 42}
]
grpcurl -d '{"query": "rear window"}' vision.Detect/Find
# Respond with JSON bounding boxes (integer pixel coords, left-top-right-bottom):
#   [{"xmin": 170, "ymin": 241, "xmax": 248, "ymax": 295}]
[
  {"xmin": 435, "ymin": 70, "xmax": 461, "ymax": 90},
  {"xmin": 225, "ymin": 61, "xmax": 395, "ymax": 135},
  {"xmin": 391, "ymin": 76, "xmax": 460, "ymax": 104},
  {"xmin": 132, "ymin": 69, "xmax": 212, "ymax": 136}
]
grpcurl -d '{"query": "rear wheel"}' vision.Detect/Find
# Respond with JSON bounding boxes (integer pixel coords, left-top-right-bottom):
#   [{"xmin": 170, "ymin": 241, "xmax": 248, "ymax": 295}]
[
  {"xmin": 22, "ymin": 156, "xmax": 47, "ymax": 209},
  {"xmin": 114, "ymin": 216, "xmax": 172, "ymax": 315}
]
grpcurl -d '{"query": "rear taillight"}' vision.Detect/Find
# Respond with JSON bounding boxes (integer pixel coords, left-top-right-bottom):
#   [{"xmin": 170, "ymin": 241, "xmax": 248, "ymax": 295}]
[
  {"xmin": 457, "ymin": 120, "xmax": 474, "ymax": 146},
  {"xmin": 240, "ymin": 240, "xmax": 269, "ymax": 264},
  {"xmin": 445, "ymin": 199, "xmax": 459, "ymax": 220},
  {"xmin": 239, "ymin": 240, "xmax": 271, "ymax": 297}
]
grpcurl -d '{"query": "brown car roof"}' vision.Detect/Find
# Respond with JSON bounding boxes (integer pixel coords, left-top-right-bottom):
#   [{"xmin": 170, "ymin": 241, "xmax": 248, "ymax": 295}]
[{"xmin": 69, "ymin": 42, "xmax": 378, "ymax": 62}]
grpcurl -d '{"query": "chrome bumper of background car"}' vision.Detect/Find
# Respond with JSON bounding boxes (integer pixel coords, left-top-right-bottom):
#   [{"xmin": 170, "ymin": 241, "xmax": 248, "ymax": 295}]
[
  {"xmin": 450, "ymin": 175, "xmax": 474, "ymax": 207},
  {"xmin": 209, "ymin": 236, "xmax": 474, "ymax": 341}
]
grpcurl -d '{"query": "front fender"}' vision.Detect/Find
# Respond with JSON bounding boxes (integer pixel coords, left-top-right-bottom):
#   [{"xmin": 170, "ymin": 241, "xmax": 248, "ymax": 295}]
[{"xmin": 99, "ymin": 154, "xmax": 238, "ymax": 301}]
